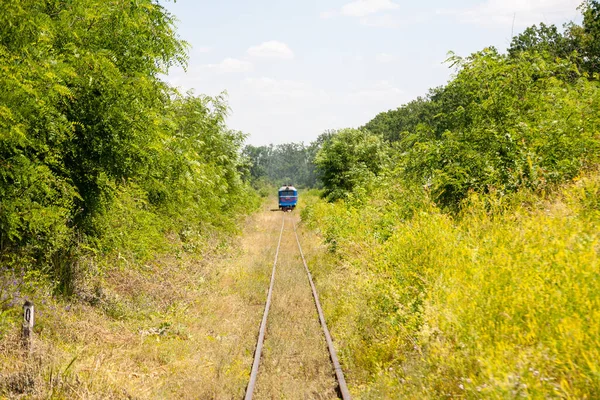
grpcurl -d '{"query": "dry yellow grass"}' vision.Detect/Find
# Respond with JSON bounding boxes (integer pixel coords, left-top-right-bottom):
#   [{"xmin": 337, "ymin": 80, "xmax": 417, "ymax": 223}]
[
  {"xmin": 300, "ymin": 175, "xmax": 600, "ymax": 398},
  {"xmin": 1, "ymin": 199, "xmax": 345, "ymax": 399},
  {"xmin": 1, "ymin": 201, "xmax": 281, "ymax": 399},
  {"xmin": 253, "ymin": 213, "xmax": 338, "ymax": 399}
]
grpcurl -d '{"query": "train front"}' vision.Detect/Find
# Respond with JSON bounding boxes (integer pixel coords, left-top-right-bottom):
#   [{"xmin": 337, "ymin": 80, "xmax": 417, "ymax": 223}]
[{"xmin": 278, "ymin": 185, "xmax": 298, "ymax": 211}]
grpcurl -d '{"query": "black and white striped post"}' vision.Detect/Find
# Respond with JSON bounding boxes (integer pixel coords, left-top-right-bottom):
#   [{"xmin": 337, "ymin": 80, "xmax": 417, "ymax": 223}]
[{"xmin": 21, "ymin": 300, "xmax": 34, "ymax": 351}]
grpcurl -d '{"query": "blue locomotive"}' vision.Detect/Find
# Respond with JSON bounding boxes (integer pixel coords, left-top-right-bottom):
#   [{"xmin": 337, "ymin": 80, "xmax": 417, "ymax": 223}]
[{"xmin": 278, "ymin": 185, "xmax": 298, "ymax": 211}]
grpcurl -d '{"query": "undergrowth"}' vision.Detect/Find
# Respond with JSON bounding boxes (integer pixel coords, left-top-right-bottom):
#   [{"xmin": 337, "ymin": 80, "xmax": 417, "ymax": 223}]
[
  {"xmin": 302, "ymin": 172, "xmax": 600, "ymax": 398},
  {"xmin": 0, "ymin": 182, "xmax": 259, "ymax": 398}
]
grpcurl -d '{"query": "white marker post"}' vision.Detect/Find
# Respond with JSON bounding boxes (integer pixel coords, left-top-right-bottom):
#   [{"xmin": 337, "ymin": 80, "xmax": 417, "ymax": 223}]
[{"xmin": 22, "ymin": 301, "xmax": 34, "ymax": 351}]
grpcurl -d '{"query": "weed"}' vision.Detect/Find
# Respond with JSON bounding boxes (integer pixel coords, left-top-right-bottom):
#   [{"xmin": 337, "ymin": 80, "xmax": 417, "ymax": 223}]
[{"xmin": 301, "ymin": 173, "xmax": 600, "ymax": 398}]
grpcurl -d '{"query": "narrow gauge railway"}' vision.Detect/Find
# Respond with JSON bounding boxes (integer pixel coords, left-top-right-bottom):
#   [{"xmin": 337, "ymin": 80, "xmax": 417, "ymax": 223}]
[{"xmin": 244, "ymin": 213, "xmax": 351, "ymax": 400}]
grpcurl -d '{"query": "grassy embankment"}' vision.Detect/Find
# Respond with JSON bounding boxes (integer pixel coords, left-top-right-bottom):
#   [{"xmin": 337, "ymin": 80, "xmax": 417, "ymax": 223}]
[
  {"xmin": 300, "ymin": 175, "xmax": 600, "ymax": 398},
  {"xmin": 0, "ymin": 196, "xmax": 285, "ymax": 399}
]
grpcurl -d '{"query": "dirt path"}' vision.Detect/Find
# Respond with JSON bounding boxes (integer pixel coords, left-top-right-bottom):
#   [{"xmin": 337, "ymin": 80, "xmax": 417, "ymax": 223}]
[{"xmin": 253, "ymin": 213, "xmax": 338, "ymax": 400}]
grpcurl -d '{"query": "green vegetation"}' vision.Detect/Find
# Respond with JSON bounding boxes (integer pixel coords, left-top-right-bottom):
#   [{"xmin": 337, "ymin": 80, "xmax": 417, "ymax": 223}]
[
  {"xmin": 315, "ymin": 128, "xmax": 388, "ymax": 201},
  {"xmin": 1, "ymin": 0, "xmax": 256, "ymax": 335},
  {"xmin": 2, "ymin": 0, "xmax": 599, "ymax": 398},
  {"xmin": 0, "ymin": 1, "xmax": 260, "ymax": 397},
  {"xmin": 242, "ymin": 131, "xmax": 336, "ymax": 190},
  {"xmin": 303, "ymin": 176, "xmax": 600, "ymax": 398},
  {"xmin": 301, "ymin": 2, "xmax": 600, "ymax": 397},
  {"xmin": 243, "ymin": 142, "xmax": 315, "ymax": 188}
]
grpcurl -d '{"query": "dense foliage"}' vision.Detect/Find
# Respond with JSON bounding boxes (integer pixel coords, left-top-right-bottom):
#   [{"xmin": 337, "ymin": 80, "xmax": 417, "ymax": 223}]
[
  {"xmin": 314, "ymin": 128, "xmax": 389, "ymax": 201},
  {"xmin": 242, "ymin": 131, "xmax": 335, "ymax": 189},
  {"xmin": 318, "ymin": 1, "xmax": 600, "ymax": 208},
  {"xmin": 0, "ymin": 0, "xmax": 256, "ymax": 295},
  {"xmin": 302, "ymin": 2, "xmax": 600, "ymax": 397},
  {"xmin": 243, "ymin": 142, "xmax": 316, "ymax": 188},
  {"xmin": 303, "ymin": 174, "xmax": 600, "ymax": 398},
  {"xmin": 360, "ymin": 55, "xmax": 599, "ymax": 208},
  {"xmin": 2, "ymin": 0, "xmax": 599, "ymax": 397}
]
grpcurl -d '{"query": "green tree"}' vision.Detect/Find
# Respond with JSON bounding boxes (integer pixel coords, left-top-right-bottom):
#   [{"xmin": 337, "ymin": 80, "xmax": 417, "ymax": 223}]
[
  {"xmin": 579, "ymin": 0, "xmax": 600, "ymax": 73},
  {"xmin": 363, "ymin": 97, "xmax": 439, "ymax": 143},
  {"xmin": 506, "ymin": 2, "xmax": 600, "ymax": 76},
  {"xmin": 0, "ymin": 0, "xmax": 187, "ymax": 244},
  {"xmin": 315, "ymin": 129, "xmax": 389, "ymax": 201},
  {"xmin": 0, "ymin": 0, "xmax": 256, "ymax": 287},
  {"xmin": 403, "ymin": 49, "xmax": 600, "ymax": 208},
  {"xmin": 242, "ymin": 145, "xmax": 273, "ymax": 182},
  {"xmin": 243, "ymin": 141, "xmax": 323, "ymax": 188},
  {"xmin": 508, "ymin": 23, "xmax": 574, "ymax": 59}
]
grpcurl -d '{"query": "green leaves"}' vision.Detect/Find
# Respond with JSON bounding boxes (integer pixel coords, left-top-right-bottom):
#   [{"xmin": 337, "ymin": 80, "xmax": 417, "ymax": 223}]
[
  {"xmin": 315, "ymin": 128, "xmax": 389, "ymax": 201},
  {"xmin": 354, "ymin": 3, "xmax": 600, "ymax": 211},
  {"xmin": 242, "ymin": 141, "xmax": 322, "ymax": 188},
  {"xmin": 363, "ymin": 47, "xmax": 600, "ymax": 210},
  {"xmin": 0, "ymin": 0, "xmax": 255, "ymax": 287}
]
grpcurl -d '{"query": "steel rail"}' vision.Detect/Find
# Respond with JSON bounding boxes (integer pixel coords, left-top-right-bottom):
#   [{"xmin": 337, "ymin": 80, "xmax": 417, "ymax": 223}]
[
  {"xmin": 293, "ymin": 222, "xmax": 352, "ymax": 400},
  {"xmin": 244, "ymin": 214, "xmax": 285, "ymax": 400}
]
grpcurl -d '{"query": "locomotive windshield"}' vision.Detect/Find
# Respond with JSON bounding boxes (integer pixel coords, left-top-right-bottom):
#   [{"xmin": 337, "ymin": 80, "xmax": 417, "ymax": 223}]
[{"xmin": 280, "ymin": 190, "xmax": 295, "ymax": 196}]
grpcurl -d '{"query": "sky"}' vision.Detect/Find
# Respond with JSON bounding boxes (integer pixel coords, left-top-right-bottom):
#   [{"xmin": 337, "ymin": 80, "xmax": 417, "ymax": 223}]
[{"xmin": 161, "ymin": 0, "xmax": 583, "ymax": 146}]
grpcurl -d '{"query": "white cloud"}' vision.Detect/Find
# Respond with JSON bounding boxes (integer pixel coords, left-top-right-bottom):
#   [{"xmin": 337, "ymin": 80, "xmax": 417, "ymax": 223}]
[
  {"xmin": 348, "ymin": 80, "xmax": 404, "ymax": 103},
  {"xmin": 242, "ymin": 77, "xmax": 328, "ymax": 100},
  {"xmin": 323, "ymin": 0, "xmax": 410, "ymax": 28},
  {"xmin": 360, "ymin": 15, "xmax": 401, "ymax": 28},
  {"xmin": 375, "ymin": 53, "xmax": 396, "ymax": 63},
  {"xmin": 341, "ymin": 0, "xmax": 399, "ymax": 17},
  {"xmin": 440, "ymin": 0, "xmax": 580, "ymax": 27},
  {"xmin": 204, "ymin": 58, "xmax": 253, "ymax": 74},
  {"xmin": 247, "ymin": 41, "xmax": 295, "ymax": 60}
]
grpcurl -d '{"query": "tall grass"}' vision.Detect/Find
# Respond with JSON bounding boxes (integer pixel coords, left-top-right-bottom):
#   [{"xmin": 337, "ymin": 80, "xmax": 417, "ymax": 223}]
[
  {"xmin": 0, "ymin": 194, "xmax": 263, "ymax": 398},
  {"xmin": 301, "ymin": 173, "xmax": 600, "ymax": 398}
]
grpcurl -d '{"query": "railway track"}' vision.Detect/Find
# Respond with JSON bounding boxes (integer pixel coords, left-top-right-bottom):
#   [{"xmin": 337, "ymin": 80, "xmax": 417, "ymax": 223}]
[{"xmin": 244, "ymin": 213, "xmax": 351, "ymax": 400}]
